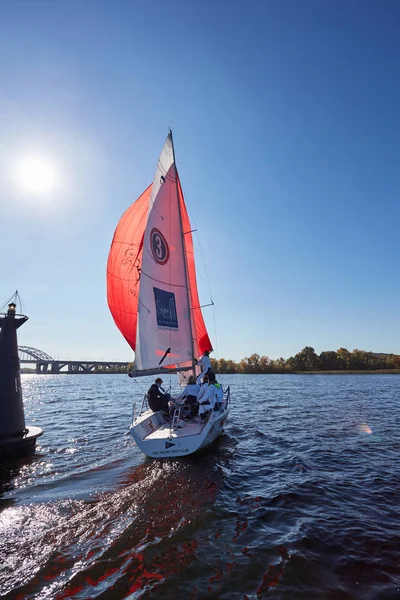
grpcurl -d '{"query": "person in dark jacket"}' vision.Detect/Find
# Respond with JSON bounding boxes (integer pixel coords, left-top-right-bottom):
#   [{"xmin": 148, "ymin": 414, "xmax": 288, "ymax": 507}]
[{"xmin": 147, "ymin": 378, "xmax": 172, "ymax": 417}]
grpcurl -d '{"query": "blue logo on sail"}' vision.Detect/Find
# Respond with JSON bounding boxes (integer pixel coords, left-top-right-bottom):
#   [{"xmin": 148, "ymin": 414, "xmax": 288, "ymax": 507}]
[{"xmin": 153, "ymin": 287, "xmax": 178, "ymax": 329}]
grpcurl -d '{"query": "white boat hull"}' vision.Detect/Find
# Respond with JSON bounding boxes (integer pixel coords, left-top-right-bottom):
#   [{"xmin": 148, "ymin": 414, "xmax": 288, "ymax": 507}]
[{"xmin": 129, "ymin": 398, "xmax": 230, "ymax": 459}]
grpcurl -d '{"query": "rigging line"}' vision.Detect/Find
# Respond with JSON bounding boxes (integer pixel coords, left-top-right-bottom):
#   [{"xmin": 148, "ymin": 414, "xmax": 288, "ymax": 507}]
[
  {"xmin": 140, "ymin": 268, "xmax": 187, "ymax": 288},
  {"xmin": 149, "ymin": 177, "xmax": 167, "ymax": 222},
  {"xmin": 157, "ymin": 160, "xmax": 174, "ymax": 181},
  {"xmin": 211, "ymin": 300, "xmax": 227, "ymax": 386},
  {"xmin": 190, "ymin": 301, "xmax": 214, "ymax": 310},
  {"xmin": 156, "ymin": 163, "xmax": 176, "ymax": 187},
  {"xmin": 137, "ymin": 296, "xmax": 151, "ymax": 314},
  {"xmin": 0, "ymin": 290, "xmax": 22, "ymax": 315},
  {"xmin": 133, "ymin": 375, "xmax": 149, "ymax": 396},
  {"xmin": 0, "ymin": 293, "xmax": 13, "ymax": 310},
  {"xmin": 177, "ymin": 177, "xmax": 214, "ymax": 302},
  {"xmin": 212, "ymin": 301, "xmax": 219, "ymax": 362},
  {"xmin": 0, "ymin": 298, "xmax": 11, "ymax": 312},
  {"xmin": 112, "ymin": 239, "xmax": 142, "ymax": 247},
  {"xmin": 194, "ymin": 229, "xmax": 214, "ymax": 301},
  {"xmin": 18, "ymin": 291, "xmax": 24, "ymax": 316},
  {"xmin": 157, "ymin": 159, "xmax": 167, "ymax": 175},
  {"xmin": 156, "ymin": 158, "xmax": 176, "ymax": 183},
  {"xmin": 160, "ymin": 170, "xmax": 176, "ymax": 184},
  {"xmin": 150, "ymin": 199, "xmax": 165, "ymax": 222}
]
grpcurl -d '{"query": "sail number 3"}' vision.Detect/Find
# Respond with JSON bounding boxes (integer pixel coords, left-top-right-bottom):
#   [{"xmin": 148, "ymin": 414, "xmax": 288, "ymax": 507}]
[{"xmin": 150, "ymin": 228, "xmax": 170, "ymax": 265}]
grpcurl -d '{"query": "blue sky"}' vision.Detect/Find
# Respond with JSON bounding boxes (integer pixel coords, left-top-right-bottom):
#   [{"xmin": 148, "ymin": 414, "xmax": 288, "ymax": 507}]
[{"xmin": 1, "ymin": 0, "xmax": 399, "ymax": 362}]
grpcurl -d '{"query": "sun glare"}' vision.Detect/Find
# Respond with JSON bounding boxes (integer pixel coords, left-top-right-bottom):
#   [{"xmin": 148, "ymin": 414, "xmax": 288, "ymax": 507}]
[{"xmin": 14, "ymin": 157, "xmax": 58, "ymax": 196}]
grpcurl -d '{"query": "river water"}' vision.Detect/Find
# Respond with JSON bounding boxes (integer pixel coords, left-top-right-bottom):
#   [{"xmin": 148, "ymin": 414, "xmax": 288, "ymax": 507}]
[{"xmin": 0, "ymin": 373, "xmax": 399, "ymax": 599}]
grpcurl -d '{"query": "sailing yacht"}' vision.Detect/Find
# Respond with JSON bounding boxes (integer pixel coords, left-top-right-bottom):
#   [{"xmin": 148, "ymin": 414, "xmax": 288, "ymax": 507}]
[{"xmin": 107, "ymin": 132, "xmax": 230, "ymax": 458}]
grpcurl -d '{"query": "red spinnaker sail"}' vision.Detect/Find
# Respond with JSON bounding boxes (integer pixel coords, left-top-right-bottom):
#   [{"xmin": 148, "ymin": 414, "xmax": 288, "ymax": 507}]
[
  {"xmin": 106, "ymin": 185, "xmax": 152, "ymax": 351},
  {"xmin": 177, "ymin": 176, "xmax": 213, "ymax": 355}
]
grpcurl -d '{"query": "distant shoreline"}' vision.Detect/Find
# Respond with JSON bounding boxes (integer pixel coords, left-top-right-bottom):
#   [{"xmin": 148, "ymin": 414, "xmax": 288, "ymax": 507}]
[
  {"xmin": 292, "ymin": 369, "xmax": 400, "ymax": 375},
  {"xmin": 217, "ymin": 369, "xmax": 400, "ymax": 375},
  {"xmin": 21, "ymin": 369, "xmax": 400, "ymax": 376},
  {"xmin": 245, "ymin": 369, "xmax": 400, "ymax": 375}
]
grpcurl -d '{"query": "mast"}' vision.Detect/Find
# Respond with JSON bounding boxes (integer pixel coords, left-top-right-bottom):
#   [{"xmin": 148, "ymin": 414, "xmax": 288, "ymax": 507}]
[{"xmin": 170, "ymin": 130, "xmax": 196, "ymax": 375}]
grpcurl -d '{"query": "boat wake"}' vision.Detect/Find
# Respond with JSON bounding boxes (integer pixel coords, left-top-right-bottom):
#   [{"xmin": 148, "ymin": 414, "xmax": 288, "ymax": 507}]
[{"xmin": 0, "ymin": 441, "xmax": 231, "ymax": 599}]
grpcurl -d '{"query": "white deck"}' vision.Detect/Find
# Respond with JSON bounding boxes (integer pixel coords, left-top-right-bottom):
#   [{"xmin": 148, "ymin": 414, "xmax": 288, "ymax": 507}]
[{"xmin": 145, "ymin": 420, "xmax": 204, "ymax": 440}]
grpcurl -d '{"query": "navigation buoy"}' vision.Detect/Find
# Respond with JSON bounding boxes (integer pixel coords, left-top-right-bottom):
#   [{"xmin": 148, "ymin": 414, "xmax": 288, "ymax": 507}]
[{"xmin": 0, "ymin": 300, "xmax": 43, "ymax": 460}]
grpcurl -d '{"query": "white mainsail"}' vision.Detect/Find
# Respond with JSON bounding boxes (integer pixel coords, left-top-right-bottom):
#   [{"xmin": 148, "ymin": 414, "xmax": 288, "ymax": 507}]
[{"xmin": 135, "ymin": 134, "xmax": 194, "ymax": 371}]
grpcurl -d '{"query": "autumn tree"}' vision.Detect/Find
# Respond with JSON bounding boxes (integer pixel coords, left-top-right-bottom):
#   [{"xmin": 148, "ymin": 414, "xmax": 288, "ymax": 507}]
[
  {"xmin": 287, "ymin": 346, "xmax": 319, "ymax": 371},
  {"xmin": 336, "ymin": 348, "xmax": 351, "ymax": 370},
  {"xmin": 225, "ymin": 359, "xmax": 238, "ymax": 373},
  {"xmin": 319, "ymin": 351, "xmax": 341, "ymax": 371}
]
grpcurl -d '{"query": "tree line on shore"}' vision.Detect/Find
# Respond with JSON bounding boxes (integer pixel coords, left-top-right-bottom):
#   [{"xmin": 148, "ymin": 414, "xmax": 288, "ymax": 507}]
[
  {"xmin": 94, "ymin": 347, "xmax": 400, "ymax": 374},
  {"xmin": 20, "ymin": 347, "xmax": 400, "ymax": 374},
  {"xmin": 208, "ymin": 347, "xmax": 400, "ymax": 373}
]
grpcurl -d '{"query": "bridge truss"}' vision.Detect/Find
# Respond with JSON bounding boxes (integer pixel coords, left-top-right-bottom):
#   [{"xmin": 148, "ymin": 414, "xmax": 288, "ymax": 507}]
[{"xmin": 18, "ymin": 346, "xmax": 129, "ymax": 374}]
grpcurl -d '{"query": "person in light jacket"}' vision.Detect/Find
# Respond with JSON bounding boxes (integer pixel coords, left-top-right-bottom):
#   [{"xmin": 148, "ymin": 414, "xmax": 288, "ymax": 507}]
[
  {"xmin": 198, "ymin": 373, "xmax": 223, "ymax": 420},
  {"xmin": 196, "ymin": 374, "xmax": 209, "ymax": 404},
  {"xmin": 196, "ymin": 350, "xmax": 212, "ymax": 384},
  {"xmin": 174, "ymin": 375, "xmax": 200, "ymax": 416}
]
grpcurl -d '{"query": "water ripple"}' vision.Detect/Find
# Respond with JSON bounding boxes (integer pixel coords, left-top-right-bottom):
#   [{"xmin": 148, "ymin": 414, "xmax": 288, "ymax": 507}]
[{"xmin": 1, "ymin": 373, "xmax": 400, "ymax": 599}]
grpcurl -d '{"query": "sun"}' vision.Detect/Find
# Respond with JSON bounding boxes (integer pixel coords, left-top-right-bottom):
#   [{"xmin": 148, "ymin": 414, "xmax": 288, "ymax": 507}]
[{"xmin": 14, "ymin": 157, "xmax": 57, "ymax": 195}]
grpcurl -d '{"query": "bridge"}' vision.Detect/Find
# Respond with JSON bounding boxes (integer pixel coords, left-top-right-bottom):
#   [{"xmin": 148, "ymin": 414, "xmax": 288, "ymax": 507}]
[{"xmin": 18, "ymin": 346, "xmax": 130, "ymax": 374}]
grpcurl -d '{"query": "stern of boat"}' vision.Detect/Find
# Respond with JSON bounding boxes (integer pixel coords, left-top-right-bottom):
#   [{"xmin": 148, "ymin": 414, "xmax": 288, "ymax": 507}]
[{"xmin": 129, "ymin": 387, "xmax": 230, "ymax": 458}]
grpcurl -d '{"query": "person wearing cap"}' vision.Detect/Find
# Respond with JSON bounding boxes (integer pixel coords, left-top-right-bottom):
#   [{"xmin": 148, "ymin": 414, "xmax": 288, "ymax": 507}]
[{"xmin": 195, "ymin": 349, "xmax": 212, "ymax": 384}]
